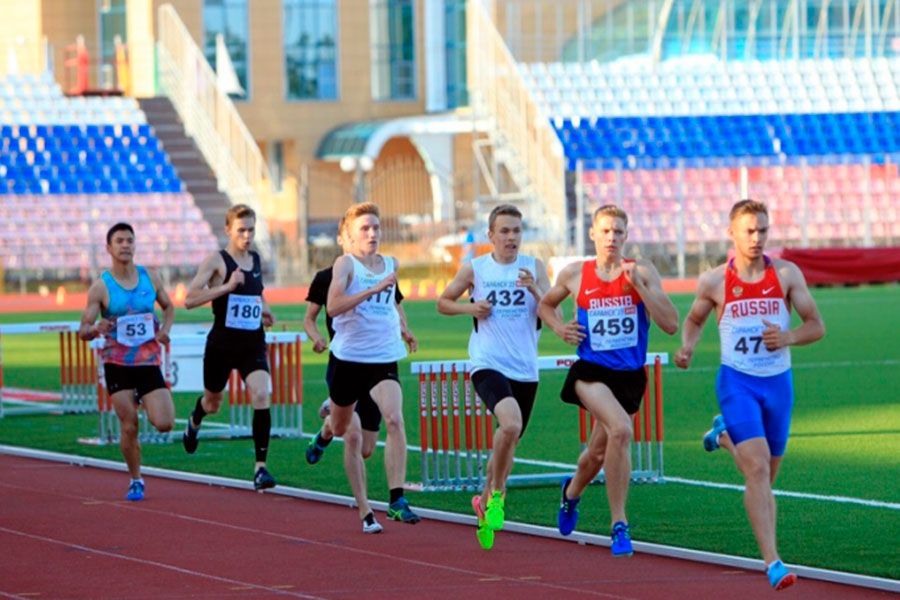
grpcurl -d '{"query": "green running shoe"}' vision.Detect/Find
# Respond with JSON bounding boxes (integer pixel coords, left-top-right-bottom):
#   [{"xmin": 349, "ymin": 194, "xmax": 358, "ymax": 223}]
[
  {"xmin": 471, "ymin": 495, "xmax": 494, "ymax": 551},
  {"xmin": 484, "ymin": 490, "xmax": 505, "ymax": 531}
]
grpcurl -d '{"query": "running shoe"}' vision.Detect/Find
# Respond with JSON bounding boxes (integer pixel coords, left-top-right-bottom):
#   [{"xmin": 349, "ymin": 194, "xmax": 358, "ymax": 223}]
[
  {"xmin": 318, "ymin": 398, "xmax": 331, "ymax": 419},
  {"xmin": 484, "ymin": 490, "xmax": 505, "ymax": 531},
  {"xmin": 126, "ymin": 480, "xmax": 144, "ymax": 502},
  {"xmin": 610, "ymin": 521, "xmax": 633, "ymax": 557},
  {"xmin": 557, "ymin": 476, "xmax": 580, "ymax": 536},
  {"xmin": 305, "ymin": 432, "xmax": 327, "ymax": 465},
  {"xmin": 362, "ymin": 513, "xmax": 383, "ymax": 534},
  {"xmin": 253, "ymin": 466, "xmax": 277, "ymax": 491},
  {"xmin": 703, "ymin": 414, "xmax": 727, "ymax": 452},
  {"xmin": 471, "ymin": 495, "xmax": 494, "ymax": 551},
  {"xmin": 767, "ymin": 560, "xmax": 797, "ymax": 591},
  {"xmin": 182, "ymin": 420, "xmax": 199, "ymax": 454},
  {"xmin": 387, "ymin": 497, "xmax": 421, "ymax": 524}
]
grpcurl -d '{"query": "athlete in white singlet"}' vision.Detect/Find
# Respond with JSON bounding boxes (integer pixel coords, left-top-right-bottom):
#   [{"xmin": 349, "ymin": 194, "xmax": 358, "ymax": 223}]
[
  {"xmin": 327, "ymin": 202, "xmax": 420, "ymax": 529},
  {"xmin": 438, "ymin": 204, "xmax": 551, "ymax": 551}
]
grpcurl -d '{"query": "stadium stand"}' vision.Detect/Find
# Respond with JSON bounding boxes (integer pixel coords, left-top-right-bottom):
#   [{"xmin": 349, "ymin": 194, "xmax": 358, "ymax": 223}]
[{"xmin": 0, "ymin": 73, "xmax": 217, "ymax": 274}]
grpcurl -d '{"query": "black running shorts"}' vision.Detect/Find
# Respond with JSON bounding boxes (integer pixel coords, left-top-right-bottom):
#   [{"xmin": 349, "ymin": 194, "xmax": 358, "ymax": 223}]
[
  {"xmin": 103, "ymin": 363, "xmax": 167, "ymax": 401},
  {"xmin": 560, "ymin": 359, "xmax": 647, "ymax": 415},
  {"xmin": 328, "ymin": 355, "xmax": 399, "ymax": 409},
  {"xmin": 471, "ymin": 369, "xmax": 538, "ymax": 438},
  {"xmin": 325, "ymin": 353, "xmax": 383, "ymax": 432},
  {"xmin": 203, "ymin": 340, "xmax": 269, "ymax": 393}
]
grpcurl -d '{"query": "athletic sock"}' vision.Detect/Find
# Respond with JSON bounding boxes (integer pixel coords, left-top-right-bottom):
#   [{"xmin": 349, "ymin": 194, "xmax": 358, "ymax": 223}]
[
  {"xmin": 190, "ymin": 395, "xmax": 207, "ymax": 426},
  {"xmin": 253, "ymin": 408, "xmax": 271, "ymax": 463},
  {"xmin": 316, "ymin": 430, "xmax": 332, "ymax": 447},
  {"xmin": 130, "ymin": 478, "xmax": 144, "ymax": 485},
  {"xmin": 363, "ymin": 512, "xmax": 376, "ymax": 526},
  {"xmin": 389, "ymin": 487, "xmax": 404, "ymax": 504}
]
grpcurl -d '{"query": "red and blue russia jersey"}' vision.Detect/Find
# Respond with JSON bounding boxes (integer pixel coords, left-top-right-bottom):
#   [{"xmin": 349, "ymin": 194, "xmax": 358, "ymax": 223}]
[{"xmin": 575, "ymin": 260, "xmax": 649, "ymax": 370}]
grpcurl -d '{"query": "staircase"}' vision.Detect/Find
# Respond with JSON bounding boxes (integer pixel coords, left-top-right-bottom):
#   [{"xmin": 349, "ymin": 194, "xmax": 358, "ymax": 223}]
[{"xmin": 139, "ymin": 97, "xmax": 230, "ymax": 246}]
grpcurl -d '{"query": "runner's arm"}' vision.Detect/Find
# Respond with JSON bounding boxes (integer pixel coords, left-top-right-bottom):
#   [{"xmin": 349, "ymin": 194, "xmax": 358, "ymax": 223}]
[
  {"xmin": 326, "ymin": 255, "xmax": 394, "ymax": 317},
  {"xmin": 436, "ymin": 263, "xmax": 480, "ymax": 316},
  {"xmin": 538, "ymin": 262, "xmax": 585, "ymax": 345},
  {"xmin": 628, "ymin": 260, "xmax": 678, "ymax": 335},
  {"xmin": 762, "ymin": 262, "xmax": 825, "ymax": 350},
  {"xmin": 304, "ymin": 301, "xmax": 328, "ymax": 353},
  {"xmin": 674, "ymin": 272, "xmax": 718, "ymax": 369},
  {"xmin": 184, "ymin": 253, "xmax": 235, "ymax": 309},
  {"xmin": 78, "ymin": 281, "xmax": 111, "ymax": 341},
  {"xmin": 149, "ymin": 269, "xmax": 175, "ymax": 344}
]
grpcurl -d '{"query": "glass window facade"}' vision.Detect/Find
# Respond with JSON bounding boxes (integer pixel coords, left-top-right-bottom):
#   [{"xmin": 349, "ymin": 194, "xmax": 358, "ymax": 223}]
[
  {"xmin": 445, "ymin": 0, "xmax": 467, "ymax": 108},
  {"xmin": 370, "ymin": 0, "xmax": 416, "ymax": 100},
  {"xmin": 203, "ymin": 0, "xmax": 250, "ymax": 99},
  {"xmin": 284, "ymin": 0, "xmax": 339, "ymax": 100}
]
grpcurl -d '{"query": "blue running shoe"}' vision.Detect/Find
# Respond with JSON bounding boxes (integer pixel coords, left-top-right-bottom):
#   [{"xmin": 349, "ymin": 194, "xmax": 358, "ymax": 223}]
[
  {"xmin": 253, "ymin": 467, "xmax": 277, "ymax": 491},
  {"xmin": 126, "ymin": 480, "xmax": 144, "ymax": 501},
  {"xmin": 305, "ymin": 432, "xmax": 326, "ymax": 465},
  {"xmin": 703, "ymin": 414, "xmax": 727, "ymax": 452},
  {"xmin": 557, "ymin": 476, "xmax": 580, "ymax": 536},
  {"xmin": 387, "ymin": 497, "xmax": 421, "ymax": 524},
  {"xmin": 610, "ymin": 521, "xmax": 633, "ymax": 557},
  {"xmin": 767, "ymin": 560, "xmax": 797, "ymax": 591}
]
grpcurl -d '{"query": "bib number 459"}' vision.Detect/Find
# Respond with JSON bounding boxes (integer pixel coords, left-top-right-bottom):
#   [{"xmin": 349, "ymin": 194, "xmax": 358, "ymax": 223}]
[{"xmin": 591, "ymin": 316, "xmax": 635, "ymax": 336}]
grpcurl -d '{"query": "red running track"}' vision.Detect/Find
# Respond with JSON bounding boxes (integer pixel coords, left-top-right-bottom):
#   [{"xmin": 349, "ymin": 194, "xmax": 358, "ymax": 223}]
[{"xmin": 0, "ymin": 454, "xmax": 890, "ymax": 600}]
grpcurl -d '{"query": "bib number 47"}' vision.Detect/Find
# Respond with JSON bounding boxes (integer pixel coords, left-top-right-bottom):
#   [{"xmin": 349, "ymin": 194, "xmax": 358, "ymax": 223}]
[{"xmin": 734, "ymin": 336, "xmax": 764, "ymax": 354}]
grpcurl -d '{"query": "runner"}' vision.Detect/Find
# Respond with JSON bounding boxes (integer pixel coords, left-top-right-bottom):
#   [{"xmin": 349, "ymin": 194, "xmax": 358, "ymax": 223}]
[
  {"xmin": 327, "ymin": 202, "xmax": 420, "ymax": 527},
  {"xmin": 437, "ymin": 204, "xmax": 550, "ymax": 550},
  {"xmin": 539, "ymin": 204, "xmax": 678, "ymax": 557},
  {"xmin": 181, "ymin": 204, "xmax": 278, "ymax": 490},
  {"xmin": 674, "ymin": 199, "xmax": 825, "ymax": 590},
  {"xmin": 79, "ymin": 222, "xmax": 175, "ymax": 501}
]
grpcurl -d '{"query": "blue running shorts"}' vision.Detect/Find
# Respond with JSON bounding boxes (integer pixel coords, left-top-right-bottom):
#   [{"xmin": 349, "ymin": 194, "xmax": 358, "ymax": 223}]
[{"xmin": 715, "ymin": 365, "xmax": 794, "ymax": 456}]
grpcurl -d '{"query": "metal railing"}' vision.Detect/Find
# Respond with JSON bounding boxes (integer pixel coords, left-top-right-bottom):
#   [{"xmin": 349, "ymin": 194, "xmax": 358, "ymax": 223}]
[
  {"xmin": 155, "ymin": 4, "xmax": 272, "ymax": 254},
  {"xmin": 467, "ymin": 0, "xmax": 566, "ymax": 241}
]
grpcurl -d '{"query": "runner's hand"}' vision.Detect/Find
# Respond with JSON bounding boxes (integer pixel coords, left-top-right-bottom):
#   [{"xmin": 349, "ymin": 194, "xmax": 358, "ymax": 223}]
[
  {"xmin": 226, "ymin": 270, "xmax": 245, "ymax": 291},
  {"xmin": 373, "ymin": 272, "xmax": 398, "ymax": 293},
  {"xmin": 94, "ymin": 318, "xmax": 114, "ymax": 336},
  {"xmin": 516, "ymin": 268, "xmax": 536, "ymax": 292},
  {"xmin": 312, "ymin": 336, "xmax": 327, "ymax": 353},
  {"xmin": 762, "ymin": 319, "xmax": 790, "ymax": 350},
  {"xmin": 262, "ymin": 308, "xmax": 275, "ymax": 328},
  {"xmin": 555, "ymin": 319, "xmax": 586, "ymax": 345},
  {"xmin": 674, "ymin": 346, "xmax": 693, "ymax": 369},
  {"xmin": 402, "ymin": 328, "xmax": 418, "ymax": 353},
  {"xmin": 156, "ymin": 328, "xmax": 171, "ymax": 345},
  {"xmin": 471, "ymin": 300, "xmax": 493, "ymax": 319}
]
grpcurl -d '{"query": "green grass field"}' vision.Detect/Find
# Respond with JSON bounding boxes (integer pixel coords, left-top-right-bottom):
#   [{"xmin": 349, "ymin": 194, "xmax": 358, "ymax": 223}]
[{"xmin": 1, "ymin": 285, "xmax": 898, "ymax": 579}]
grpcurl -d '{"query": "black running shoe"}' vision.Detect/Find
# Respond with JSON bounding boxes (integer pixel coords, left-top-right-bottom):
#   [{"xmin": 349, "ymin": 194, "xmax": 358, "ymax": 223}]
[
  {"xmin": 182, "ymin": 420, "xmax": 199, "ymax": 454},
  {"xmin": 254, "ymin": 466, "xmax": 277, "ymax": 491}
]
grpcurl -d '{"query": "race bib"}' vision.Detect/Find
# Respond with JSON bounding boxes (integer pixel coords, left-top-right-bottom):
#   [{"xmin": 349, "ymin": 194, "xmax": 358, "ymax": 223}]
[
  {"xmin": 587, "ymin": 305, "xmax": 638, "ymax": 352},
  {"xmin": 116, "ymin": 313, "xmax": 155, "ymax": 347},
  {"xmin": 225, "ymin": 294, "xmax": 262, "ymax": 330}
]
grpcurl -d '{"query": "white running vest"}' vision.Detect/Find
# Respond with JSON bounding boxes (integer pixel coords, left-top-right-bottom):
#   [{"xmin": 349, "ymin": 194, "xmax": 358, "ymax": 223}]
[
  {"xmin": 467, "ymin": 254, "xmax": 540, "ymax": 381},
  {"xmin": 331, "ymin": 255, "xmax": 407, "ymax": 363},
  {"xmin": 718, "ymin": 264, "xmax": 792, "ymax": 376}
]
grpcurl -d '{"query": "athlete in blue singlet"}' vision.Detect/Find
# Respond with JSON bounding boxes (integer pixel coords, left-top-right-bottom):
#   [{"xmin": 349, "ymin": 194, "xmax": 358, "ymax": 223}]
[
  {"xmin": 675, "ymin": 199, "xmax": 825, "ymax": 591},
  {"xmin": 540, "ymin": 205, "xmax": 678, "ymax": 557},
  {"xmin": 79, "ymin": 222, "xmax": 175, "ymax": 501}
]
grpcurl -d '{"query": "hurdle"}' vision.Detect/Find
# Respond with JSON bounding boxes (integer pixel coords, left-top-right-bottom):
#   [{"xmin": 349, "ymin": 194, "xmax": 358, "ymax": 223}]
[
  {"xmin": 0, "ymin": 322, "xmax": 97, "ymax": 417},
  {"xmin": 89, "ymin": 331, "xmax": 305, "ymax": 445},
  {"xmin": 410, "ymin": 353, "xmax": 667, "ymax": 492}
]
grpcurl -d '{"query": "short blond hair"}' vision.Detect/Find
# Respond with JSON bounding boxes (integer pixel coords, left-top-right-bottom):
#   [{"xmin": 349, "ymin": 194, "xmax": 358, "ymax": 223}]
[
  {"xmin": 344, "ymin": 202, "xmax": 380, "ymax": 223},
  {"xmin": 592, "ymin": 204, "xmax": 628, "ymax": 226},
  {"xmin": 225, "ymin": 204, "xmax": 256, "ymax": 227},
  {"xmin": 729, "ymin": 199, "xmax": 768, "ymax": 221}
]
